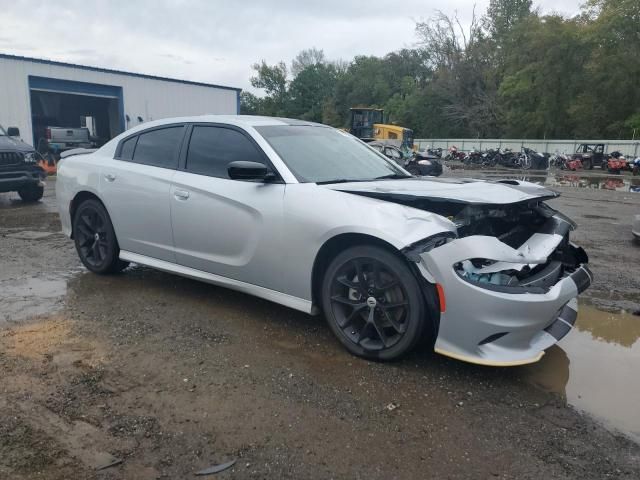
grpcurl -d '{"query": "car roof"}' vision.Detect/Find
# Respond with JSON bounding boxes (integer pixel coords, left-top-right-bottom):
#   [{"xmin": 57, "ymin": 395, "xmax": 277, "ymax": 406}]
[
  {"xmin": 98, "ymin": 115, "xmax": 331, "ymax": 157},
  {"xmin": 124, "ymin": 115, "xmax": 327, "ymax": 131}
]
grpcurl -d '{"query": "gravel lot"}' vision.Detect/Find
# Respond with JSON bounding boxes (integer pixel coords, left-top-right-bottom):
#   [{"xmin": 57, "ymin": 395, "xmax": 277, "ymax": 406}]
[{"xmin": 1, "ymin": 172, "xmax": 639, "ymax": 479}]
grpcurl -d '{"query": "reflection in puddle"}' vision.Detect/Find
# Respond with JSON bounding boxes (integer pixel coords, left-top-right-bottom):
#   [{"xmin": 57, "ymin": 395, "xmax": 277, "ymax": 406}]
[{"xmin": 524, "ymin": 305, "xmax": 640, "ymax": 442}]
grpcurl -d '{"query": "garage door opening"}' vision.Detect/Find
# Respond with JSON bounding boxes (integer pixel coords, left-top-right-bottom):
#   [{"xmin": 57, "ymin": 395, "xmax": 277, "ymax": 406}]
[{"xmin": 28, "ymin": 76, "xmax": 124, "ymax": 153}]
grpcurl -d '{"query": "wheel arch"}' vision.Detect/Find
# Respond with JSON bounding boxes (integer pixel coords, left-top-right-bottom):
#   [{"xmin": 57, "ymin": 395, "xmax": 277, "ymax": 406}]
[{"xmin": 310, "ymin": 232, "xmax": 409, "ymax": 314}]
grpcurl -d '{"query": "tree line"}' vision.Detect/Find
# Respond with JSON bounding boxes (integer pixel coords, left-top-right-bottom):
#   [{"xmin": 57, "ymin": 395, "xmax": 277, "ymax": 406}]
[{"xmin": 241, "ymin": 0, "xmax": 640, "ymax": 140}]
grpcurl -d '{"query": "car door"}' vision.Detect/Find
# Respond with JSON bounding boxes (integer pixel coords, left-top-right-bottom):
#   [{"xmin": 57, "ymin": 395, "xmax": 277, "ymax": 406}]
[
  {"xmin": 100, "ymin": 124, "xmax": 186, "ymax": 263},
  {"xmin": 170, "ymin": 124, "xmax": 285, "ymax": 289}
]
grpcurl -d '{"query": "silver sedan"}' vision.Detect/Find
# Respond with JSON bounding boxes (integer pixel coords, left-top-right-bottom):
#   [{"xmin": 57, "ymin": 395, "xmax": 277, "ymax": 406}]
[{"xmin": 56, "ymin": 116, "xmax": 591, "ymax": 366}]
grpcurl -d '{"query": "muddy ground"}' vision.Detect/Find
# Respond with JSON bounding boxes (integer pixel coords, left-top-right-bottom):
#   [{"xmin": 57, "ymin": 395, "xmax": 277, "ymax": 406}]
[{"xmin": 1, "ymin": 171, "xmax": 639, "ymax": 479}]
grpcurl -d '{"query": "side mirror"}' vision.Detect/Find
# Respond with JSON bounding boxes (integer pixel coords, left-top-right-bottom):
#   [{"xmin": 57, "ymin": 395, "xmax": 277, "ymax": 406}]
[
  {"xmin": 228, "ymin": 161, "xmax": 275, "ymax": 181},
  {"xmin": 7, "ymin": 126, "xmax": 20, "ymax": 137}
]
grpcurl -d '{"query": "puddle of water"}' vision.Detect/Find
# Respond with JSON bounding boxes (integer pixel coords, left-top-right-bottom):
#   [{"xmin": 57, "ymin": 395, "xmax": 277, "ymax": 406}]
[
  {"xmin": 524, "ymin": 305, "xmax": 640, "ymax": 442},
  {"xmin": 0, "ymin": 276, "xmax": 69, "ymax": 323}
]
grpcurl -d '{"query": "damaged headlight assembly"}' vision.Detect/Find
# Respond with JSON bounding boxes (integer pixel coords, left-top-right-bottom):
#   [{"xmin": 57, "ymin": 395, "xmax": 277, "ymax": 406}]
[{"xmin": 455, "ymin": 259, "xmax": 520, "ymax": 287}]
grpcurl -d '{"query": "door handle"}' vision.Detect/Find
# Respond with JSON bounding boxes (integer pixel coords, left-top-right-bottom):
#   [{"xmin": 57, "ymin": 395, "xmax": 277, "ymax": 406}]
[
  {"xmin": 104, "ymin": 173, "xmax": 116, "ymax": 182},
  {"xmin": 174, "ymin": 189, "xmax": 190, "ymax": 200}
]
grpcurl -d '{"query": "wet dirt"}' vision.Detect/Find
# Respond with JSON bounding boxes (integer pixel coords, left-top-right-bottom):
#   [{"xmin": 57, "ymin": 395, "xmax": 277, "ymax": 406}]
[{"xmin": 1, "ymin": 178, "xmax": 639, "ymax": 479}]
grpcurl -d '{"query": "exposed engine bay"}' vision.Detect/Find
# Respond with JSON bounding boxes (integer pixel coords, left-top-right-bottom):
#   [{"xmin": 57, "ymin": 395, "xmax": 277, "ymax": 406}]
[{"xmin": 344, "ymin": 188, "xmax": 588, "ymax": 292}]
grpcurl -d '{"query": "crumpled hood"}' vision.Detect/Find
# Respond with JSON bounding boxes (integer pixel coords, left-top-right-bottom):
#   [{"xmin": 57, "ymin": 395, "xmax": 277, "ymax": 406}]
[
  {"xmin": 323, "ymin": 177, "xmax": 558, "ymax": 205},
  {"xmin": 0, "ymin": 135, "xmax": 34, "ymax": 153}
]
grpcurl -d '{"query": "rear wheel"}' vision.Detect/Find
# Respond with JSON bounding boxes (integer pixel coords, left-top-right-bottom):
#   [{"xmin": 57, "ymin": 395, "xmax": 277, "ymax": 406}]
[
  {"xmin": 321, "ymin": 245, "xmax": 431, "ymax": 361},
  {"xmin": 583, "ymin": 158, "xmax": 592, "ymax": 170},
  {"xmin": 18, "ymin": 184, "xmax": 44, "ymax": 202},
  {"xmin": 73, "ymin": 199, "xmax": 128, "ymax": 274}
]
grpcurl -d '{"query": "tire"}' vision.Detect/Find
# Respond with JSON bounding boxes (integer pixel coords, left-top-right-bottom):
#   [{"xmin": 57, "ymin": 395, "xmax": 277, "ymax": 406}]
[
  {"xmin": 321, "ymin": 245, "xmax": 432, "ymax": 361},
  {"xmin": 17, "ymin": 184, "xmax": 44, "ymax": 202},
  {"xmin": 583, "ymin": 159, "xmax": 592, "ymax": 170},
  {"xmin": 73, "ymin": 199, "xmax": 128, "ymax": 274}
]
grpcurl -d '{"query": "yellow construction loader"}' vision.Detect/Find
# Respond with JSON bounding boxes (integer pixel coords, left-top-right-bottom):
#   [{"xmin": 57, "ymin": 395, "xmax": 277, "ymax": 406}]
[{"xmin": 348, "ymin": 107, "xmax": 414, "ymax": 151}]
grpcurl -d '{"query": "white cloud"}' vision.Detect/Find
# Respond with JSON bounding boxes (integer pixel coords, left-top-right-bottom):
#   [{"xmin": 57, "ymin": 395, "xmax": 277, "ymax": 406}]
[{"xmin": 0, "ymin": 0, "xmax": 582, "ymax": 92}]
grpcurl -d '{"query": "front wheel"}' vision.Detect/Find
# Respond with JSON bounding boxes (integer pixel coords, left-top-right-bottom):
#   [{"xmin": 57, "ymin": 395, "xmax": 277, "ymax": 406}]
[
  {"xmin": 321, "ymin": 245, "xmax": 432, "ymax": 361},
  {"xmin": 73, "ymin": 199, "xmax": 129, "ymax": 274},
  {"xmin": 18, "ymin": 184, "xmax": 44, "ymax": 202}
]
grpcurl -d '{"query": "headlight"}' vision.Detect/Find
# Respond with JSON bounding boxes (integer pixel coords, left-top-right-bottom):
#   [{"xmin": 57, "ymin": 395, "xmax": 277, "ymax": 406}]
[
  {"xmin": 23, "ymin": 152, "xmax": 38, "ymax": 164},
  {"xmin": 417, "ymin": 159, "xmax": 431, "ymax": 165}
]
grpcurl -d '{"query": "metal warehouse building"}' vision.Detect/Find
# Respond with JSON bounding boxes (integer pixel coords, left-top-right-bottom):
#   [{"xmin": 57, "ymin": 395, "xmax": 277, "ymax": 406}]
[{"xmin": 0, "ymin": 53, "xmax": 240, "ymax": 150}]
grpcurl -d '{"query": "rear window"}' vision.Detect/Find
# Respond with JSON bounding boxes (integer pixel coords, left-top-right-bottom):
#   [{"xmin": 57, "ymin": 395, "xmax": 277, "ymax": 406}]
[
  {"xmin": 132, "ymin": 126, "xmax": 184, "ymax": 169},
  {"xmin": 118, "ymin": 135, "xmax": 137, "ymax": 160}
]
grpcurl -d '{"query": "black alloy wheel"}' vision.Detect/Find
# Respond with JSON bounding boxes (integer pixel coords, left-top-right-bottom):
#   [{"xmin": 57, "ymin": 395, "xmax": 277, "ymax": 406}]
[
  {"xmin": 73, "ymin": 199, "xmax": 128, "ymax": 274},
  {"xmin": 322, "ymin": 245, "xmax": 431, "ymax": 360}
]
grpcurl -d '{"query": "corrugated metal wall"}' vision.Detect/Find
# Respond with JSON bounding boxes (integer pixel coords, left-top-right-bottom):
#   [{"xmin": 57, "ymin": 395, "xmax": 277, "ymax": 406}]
[
  {"xmin": 0, "ymin": 56, "xmax": 239, "ymax": 145},
  {"xmin": 416, "ymin": 138, "xmax": 640, "ymax": 157}
]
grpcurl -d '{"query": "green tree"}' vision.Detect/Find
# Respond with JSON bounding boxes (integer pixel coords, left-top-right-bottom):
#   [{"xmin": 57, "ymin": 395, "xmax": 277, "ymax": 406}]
[
  {"xmin": 239, "ymin": 91, "xmax": 261, "ymax": 115},
  {"xmin": 288, "ymin": 63, "xmax": 339, "ymax": 122},
  {"xmin": 249, "ymin": 60, "xmax": 289, "ymax": 116}
]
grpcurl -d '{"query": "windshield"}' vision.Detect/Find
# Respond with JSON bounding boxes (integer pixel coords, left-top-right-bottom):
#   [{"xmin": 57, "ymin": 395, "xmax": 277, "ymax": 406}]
[{"xmin": 255, "ymin": 125, "xmax": 410, "ymax": 183}]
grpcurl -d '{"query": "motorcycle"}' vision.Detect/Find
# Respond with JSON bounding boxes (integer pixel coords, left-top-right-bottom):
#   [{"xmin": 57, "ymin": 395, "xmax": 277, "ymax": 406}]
[
  {"xmin": 549, "ymin": 152, "xmax": 570, "ymax": 168},
  {"xmin": 426, "ymin": 147, "xmax": 443, "ymax": 158},
  {"xmin": 519, "ymin": 147, "xmax": 548, "ymax": 170},
  {"xmin": 444, "ymin": 145, "xmax": 466, "ymax": 161}
]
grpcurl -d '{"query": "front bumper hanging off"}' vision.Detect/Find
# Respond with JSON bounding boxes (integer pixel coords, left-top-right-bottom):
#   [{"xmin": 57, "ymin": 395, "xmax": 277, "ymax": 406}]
[{"xmin": 416, "ymin": 215, "xmax": 592, "ymax": 366}]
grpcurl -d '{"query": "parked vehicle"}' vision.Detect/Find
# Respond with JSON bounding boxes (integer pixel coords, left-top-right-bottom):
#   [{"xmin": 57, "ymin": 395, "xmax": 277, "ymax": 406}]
[
  {"xmin": 633, "ymin": 215, "xmax": 640, "ymax": 241},
  {"xmin": 349, "ymin": 108, "xmax": 414, "ymax": 151},
  {"xmin": 571, "ymin": 143, "xmax": 606, "ymax": 170},
  {"xmin": 41, "ymin": 126, "xmax": 93, "ymax": 155},
  {"xmin": 462, "ymin": 148, "xmax": 488, "ymax": 167},
  {"xmin": 369, "ymin": 142, "xmax": 443, "ymax": 177},
  {"xmin": 603, "ymin": 152, "xmax": 627, "ymax": 174},
  {"xmin": 0, "ymin": 124, "xmax": 46, "ymax": 201},
  {"xmin": 561, "ymin": 156, "xmax": 583, "ymax": 171},
  {"xmin": 520, "ymin": 147, "xmax": 548, "ymax": 170},
  {"xmin": 549, "ymin": 152, "xmax": 570, "ymax": 168},
  {"xmin": 426, "ymin": 147, "xmax": 443, "ymax": 158},
  {"xmin": 445, "ymin": 145, "xmax": 465, "ymax": 161},
  {"xmin": 57, "ymin": 115, "xmax": 591, "ymax": 366},
  {"xmin": 409, "ymin": 150, "xmax": 443, "ymax": 176}
]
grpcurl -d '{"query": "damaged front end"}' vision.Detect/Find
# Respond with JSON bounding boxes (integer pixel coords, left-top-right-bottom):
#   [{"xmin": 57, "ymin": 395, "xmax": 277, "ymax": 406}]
[{"xmin": 403, "ymin": 197, "xmax": 591, "ymax": 366}]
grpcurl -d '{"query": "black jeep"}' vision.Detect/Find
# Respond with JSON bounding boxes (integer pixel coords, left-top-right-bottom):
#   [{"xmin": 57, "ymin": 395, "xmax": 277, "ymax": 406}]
[{"xmin": 0, "ymin": 125, "xmax": 46, "ymax": 202}]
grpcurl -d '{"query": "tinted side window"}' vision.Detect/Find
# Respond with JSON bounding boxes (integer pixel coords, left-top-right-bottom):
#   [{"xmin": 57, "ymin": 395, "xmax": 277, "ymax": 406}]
[
  {"xmin": 186, "ymin": 126, "xmax": 264, "ymax": 179},
  {"xmin": 118, "ymin": 135, "xmax": 137, "ymax": 160},
  {"xmin": 132, "ymin": 126, "xmax": 184, "ymax": 169}
]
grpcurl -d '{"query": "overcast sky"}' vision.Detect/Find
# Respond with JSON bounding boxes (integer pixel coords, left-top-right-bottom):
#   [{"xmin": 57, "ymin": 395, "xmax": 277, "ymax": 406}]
[{"xmin": 0, "ymin": 0, "xmax": 582, "ymax": 92}]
